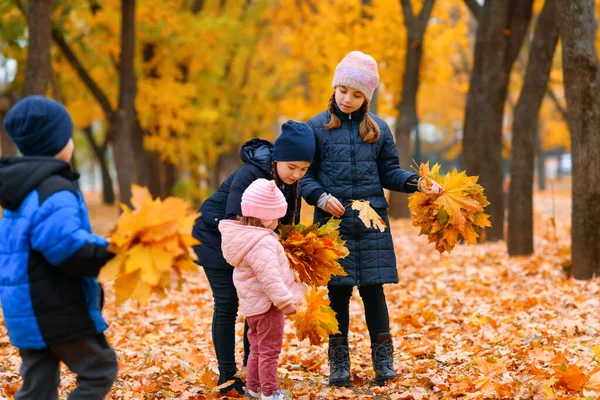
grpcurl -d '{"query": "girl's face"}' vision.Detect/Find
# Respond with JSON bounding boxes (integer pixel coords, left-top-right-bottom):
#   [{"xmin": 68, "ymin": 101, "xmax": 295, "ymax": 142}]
[
  {"xmin": 335, "ymin": 86, "xmax": 366, "ymax": 114},
  {"xmin": 276, "ymin": 161, "xmax": 311, "ymax": 185}
]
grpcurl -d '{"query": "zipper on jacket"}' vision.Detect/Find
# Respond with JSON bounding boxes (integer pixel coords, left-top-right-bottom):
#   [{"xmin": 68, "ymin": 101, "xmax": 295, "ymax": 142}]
[{"xmin": 349, "ymin": 118, "xmax": 360, "ymax": 287}]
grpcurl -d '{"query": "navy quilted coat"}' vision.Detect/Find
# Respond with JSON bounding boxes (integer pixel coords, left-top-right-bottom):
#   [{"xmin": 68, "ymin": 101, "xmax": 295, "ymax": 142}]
[
  {"xmin": 300, "ymin": 103, "xmax": 419, "ymax": 286},
  {"xmin": 192, "ymin": 139, "xmax": 301, "ymax": 270}
]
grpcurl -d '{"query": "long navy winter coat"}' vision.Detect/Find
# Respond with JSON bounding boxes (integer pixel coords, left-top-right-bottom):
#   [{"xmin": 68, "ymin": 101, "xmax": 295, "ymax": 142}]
[
  {"xmin": 192, "ymin": 139, "xmax": 301, "ymax": 270},
  {"xmin": 0, "ymin": 158, "xmax": 112, "ymax": 349},
  {"xmin": 300, "ymin": 103, "xmax": 419, "ymax": 287}
]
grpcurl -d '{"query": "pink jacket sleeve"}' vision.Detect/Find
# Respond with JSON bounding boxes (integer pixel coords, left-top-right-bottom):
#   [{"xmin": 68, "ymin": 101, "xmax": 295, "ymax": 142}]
[{"xmin": 244, "ymin": 236, "xmax": 294, "ymax": 311}]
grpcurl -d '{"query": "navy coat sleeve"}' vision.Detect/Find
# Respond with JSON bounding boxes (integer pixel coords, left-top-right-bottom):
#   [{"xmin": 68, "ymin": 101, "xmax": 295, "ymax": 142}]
[
  {"xmin": 300, "ymin": 121, "xmax": 326, "ymax": 206},
  {"xmin": 30, "ymin": 190, "xmax": 111, "ymax": 276},
  {"xmin": 378, "ymin": 123, "xmax": 420, "ymax": 193},
  {"xmin": 225, "ymin": 164, "xmax": 263, "ymax": 219}
]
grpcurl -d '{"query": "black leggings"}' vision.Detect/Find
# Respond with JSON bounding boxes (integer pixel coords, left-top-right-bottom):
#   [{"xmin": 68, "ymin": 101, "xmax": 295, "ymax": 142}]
[
  {"xmin": 203, "ymin": 266, "xmax": 250, "ymax": 373},
  {"xmin": 328, "ymin": 284, "xmax": 390, "ymax": 341}
]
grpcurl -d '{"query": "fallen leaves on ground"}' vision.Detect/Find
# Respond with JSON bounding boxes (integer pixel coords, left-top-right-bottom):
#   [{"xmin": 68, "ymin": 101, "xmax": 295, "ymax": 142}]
[
  {"xmin": 4, "ymin": 187, "xmax": 599, "ymax": 400},
  {"xmin": 98, "ymin": 185, "xmax": 200, "ymax": 305},
  {"xmin": 408, "ymin": 162, "xmax": 491, "ymax": 253}
]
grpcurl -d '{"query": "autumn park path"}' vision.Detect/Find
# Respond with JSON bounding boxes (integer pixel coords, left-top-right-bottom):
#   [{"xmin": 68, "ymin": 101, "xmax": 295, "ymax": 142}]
[{"xmin": 2, "ymin": 182, "xmax": 596, "ymax": 400}]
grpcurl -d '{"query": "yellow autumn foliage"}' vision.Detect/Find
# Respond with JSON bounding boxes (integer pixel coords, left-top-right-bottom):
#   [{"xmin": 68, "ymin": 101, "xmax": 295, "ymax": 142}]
[
  {"xmin": 408, "ymin": 162, "xmax": 491, "ymax": 253},
  {"xmin": 98, "ymin": 185, "xmax": 200, "ymax": 305},
  {"xmin": 292, "ymin": 287, "xmax": 340, "ymax": 346}
]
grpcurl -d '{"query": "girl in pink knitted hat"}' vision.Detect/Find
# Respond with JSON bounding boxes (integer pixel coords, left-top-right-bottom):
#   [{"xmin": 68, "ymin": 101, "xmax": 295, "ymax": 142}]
[
  {"xmin": 219, "ymin": 178, "xmax": 306, "ymax": 400},
  {"xmin": 301, "ymin": 51, "xmax": 443, "ymax": 387}
]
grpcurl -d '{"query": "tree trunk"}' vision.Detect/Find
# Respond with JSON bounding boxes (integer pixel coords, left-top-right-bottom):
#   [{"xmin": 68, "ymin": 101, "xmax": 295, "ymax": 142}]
[
  {"xmin": 462, "ymin": 0, "xmax": 534, "ymax": 241},
  {"xmin": 389, "ymin": 0, "xmax": 435, "ymax": 219},
  {"xmin": 555, "ymin": 147, "xmax": 565, "ymax": 178},
  {"xmin": 148, "ymin": 151, "xmax": 178, "ymax": 198},
  {"xmin": 23, "ymin": 0, "xmax": 57, "ymax": 96},
  {"xmin": 535, "ymin": 129, "xmax": 546, "ymax": 190},
  {"xmin": 507, "ymin": 0, "xmax": 558, "ymax": 256},
  {"xmin": 0, "ymin": 96, "xmax": 18, "ymax": 156},
  {"xmin": 111, "ymin": 0, "xmax": 137, "ymax": 207},
  {"xmin": 82, "ymin": 126, "xmax": 115, "ymax": 204},
  {"xmin": 559, "ymin": 0, "xmax": 600, "ymax": 279},
  {"xmin": 389, "ymin": 35, "xmax": 419, "ymax": 219},
  {"xmin": 132, "ymin": 120, "xmax": 149, "ymax": 186}
]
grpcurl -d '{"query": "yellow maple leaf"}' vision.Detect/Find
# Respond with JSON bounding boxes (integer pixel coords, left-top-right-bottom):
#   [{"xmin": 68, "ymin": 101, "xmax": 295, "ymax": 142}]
[
  {"xmin": 351, "ymin": 200, "xmax": 387, "ymax": 232},
  {"xmin": 279, "ymin": 219, "xmax": 348, "ymax": 287},
  {"xmin": 293, "ymin": 287, "xmax": 340, "ymax": 345},
  {"xmin": 98, "ymin": 185, "xmax": 201, "ymax": 305},
  {"xmin": 408, "ymin": 162, "xmax": 491, "ymax": 254}
]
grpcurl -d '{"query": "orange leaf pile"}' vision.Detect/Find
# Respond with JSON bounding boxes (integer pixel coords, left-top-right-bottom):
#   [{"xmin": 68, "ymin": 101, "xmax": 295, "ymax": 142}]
[
  {"xmin": 408, "ymin": 162, "xmax": 491, "ymax": 253},
  {"xmin": 98, "ymin": 185, "xmax": 200, "ymax": 305},
  {"xmin": 292, "ymin": 287, "xmax": 340, "ymax": 346},
  {"xmin": 351, "ymin": 200, "xmax": 387, "ymax": 232},
  {"xmin": 278, "ymin": 218, "xmax": 349, "ymax": 287}
]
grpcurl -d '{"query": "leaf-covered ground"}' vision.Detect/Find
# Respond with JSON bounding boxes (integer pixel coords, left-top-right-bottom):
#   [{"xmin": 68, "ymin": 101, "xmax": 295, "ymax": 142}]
[{"xmin": 4, "ymin": 185, "xmax": 598, "ymax": 400}]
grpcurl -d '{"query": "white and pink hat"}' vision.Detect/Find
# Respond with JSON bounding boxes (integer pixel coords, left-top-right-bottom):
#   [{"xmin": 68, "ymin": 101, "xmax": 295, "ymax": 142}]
[
  {"xmin": 241, "ymin": 179, "xmax": 287, "ymax": 224},
  {"xmin": 331, "ymin": 51, "xmax": 380, "ymax": 102}
]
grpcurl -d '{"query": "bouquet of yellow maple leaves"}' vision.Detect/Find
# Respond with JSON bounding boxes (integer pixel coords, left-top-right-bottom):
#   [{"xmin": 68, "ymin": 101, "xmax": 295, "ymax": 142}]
[
  {"xmin": 98, "ymin": 185, "xmax": 200, "ymax": 305},
  {"xmin": 408, "ymin": 162, "xmax": 491, "ymax": 253},
  {"xmin": 278, "ymin": 218, "xmax": 349, "ymax": 345}
]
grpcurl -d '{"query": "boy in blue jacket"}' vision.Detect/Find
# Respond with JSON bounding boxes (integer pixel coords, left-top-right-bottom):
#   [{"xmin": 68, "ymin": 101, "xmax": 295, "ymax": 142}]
[{"xmin": 0, "ymin": 96, "xmax": 118, "ymax": 400}]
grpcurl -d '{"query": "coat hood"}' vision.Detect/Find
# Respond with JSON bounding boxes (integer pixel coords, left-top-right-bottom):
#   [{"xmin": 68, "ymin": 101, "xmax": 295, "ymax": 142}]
[{"xmin": 218, "ymin": 220, "xmax": 276, "ymax": 267}]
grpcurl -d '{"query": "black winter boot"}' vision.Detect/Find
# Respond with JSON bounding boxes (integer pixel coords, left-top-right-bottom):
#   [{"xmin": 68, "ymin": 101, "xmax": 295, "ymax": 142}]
[
  {"xmin": 371, "ymin": 333, "xmax": 397, "ymax": 386},
  {"xmin": 328, "ymin": 337, "xmax": 351, "ymax": 387},
  {"xmin": 217, "ymin": 369, "xmax": 244, "ymax": 395}
]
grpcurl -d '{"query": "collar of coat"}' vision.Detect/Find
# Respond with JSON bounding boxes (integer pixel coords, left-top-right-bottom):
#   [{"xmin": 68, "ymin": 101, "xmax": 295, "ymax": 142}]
[{"xmin": 332, "ymin": 100, "xmax": 365, "ymax": 121}]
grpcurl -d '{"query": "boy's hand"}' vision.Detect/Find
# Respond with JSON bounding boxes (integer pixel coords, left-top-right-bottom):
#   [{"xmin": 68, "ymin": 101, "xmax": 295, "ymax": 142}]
[
  {"xmin": 325, "ymin": 197, "xmax": 345, "ymax": 218},
  {"xmin": 281, "ymin": 304, "xmax": 297, "ymax": 315}
]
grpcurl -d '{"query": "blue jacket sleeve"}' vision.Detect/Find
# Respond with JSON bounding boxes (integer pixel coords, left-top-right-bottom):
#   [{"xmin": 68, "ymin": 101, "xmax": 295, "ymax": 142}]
[
  {"xmin": 378, "ymin": 123, "xmax": 420, "ymax": 193},
  {"xmin": 225, "ymin": 165, "xmax": 262, "ymax": 220},
  {"xmin": 30, "ymin": 190, "xmax": 112, "ymax": 276},
  {"xmin": 299, "ymin": 121, "xmax": 326, "ymax": 206}
]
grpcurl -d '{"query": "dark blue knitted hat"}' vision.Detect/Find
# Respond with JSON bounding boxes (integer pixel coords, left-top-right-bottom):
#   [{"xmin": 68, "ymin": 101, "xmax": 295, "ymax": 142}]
[
  {"xmin": 272, "ymin": 120, "xmax": 315, "ymax": 163},
  {"xmin": 3, "ymin": 95, "xmax": 73, "ymax": 156}
]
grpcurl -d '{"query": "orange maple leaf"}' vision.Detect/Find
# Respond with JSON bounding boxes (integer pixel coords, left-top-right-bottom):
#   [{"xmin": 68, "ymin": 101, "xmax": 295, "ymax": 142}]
[
  {"xmin": 98, "ymin": 185, "xmax": 200, "ymax": 305},
  {"xmin": 553, "ymin": 363, "xmax": 589, "ymax": 392},
  {"xmin": 293, "ymin": 287, "xmax": 340, "ymax": 345}
]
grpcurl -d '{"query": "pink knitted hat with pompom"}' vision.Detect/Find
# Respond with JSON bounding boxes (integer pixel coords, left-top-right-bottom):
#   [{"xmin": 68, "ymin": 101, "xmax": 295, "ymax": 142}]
[
  {"xmin": 331, "ymin": 51, "xmax": 380, "ymax": 102},
  {"xmin": 241, "ymin": 179, "xmax": 288, "ymax": 221}
]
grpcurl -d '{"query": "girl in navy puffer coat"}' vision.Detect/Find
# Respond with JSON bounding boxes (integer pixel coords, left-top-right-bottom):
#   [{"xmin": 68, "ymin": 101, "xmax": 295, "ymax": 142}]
[{"xmin": 300, "ymin": 51, "xmax": 443, "ymax": 387}]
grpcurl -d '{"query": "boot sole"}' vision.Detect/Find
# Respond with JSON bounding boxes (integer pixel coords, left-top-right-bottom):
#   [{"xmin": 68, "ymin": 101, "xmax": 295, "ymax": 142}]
[{"xmin": 329, "ymin": 379, "xmax": 352, "ymax": 387}]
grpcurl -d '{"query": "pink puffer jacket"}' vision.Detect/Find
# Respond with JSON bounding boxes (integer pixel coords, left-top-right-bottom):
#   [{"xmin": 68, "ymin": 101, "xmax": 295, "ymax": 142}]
[{"xmin": 218, "ymin": 220, "xmax": 306, "ymax": 317}]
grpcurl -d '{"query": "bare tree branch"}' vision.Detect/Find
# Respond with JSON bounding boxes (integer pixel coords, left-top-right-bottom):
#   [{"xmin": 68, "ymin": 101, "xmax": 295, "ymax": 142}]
[
  {"xmin": 51, "ymin": 29, "xmax": 113, "ymax": 119},
  {"xmin": 546, "ymin": 87, "xmax": 568, "ymax": 122},
  {"xmin": 417, "ymin": 0, "xmax": 436, "ymax": 35},
  {"xmin": 463, "ymin": 0, "xmax": 481, "ymax": 21},
  {"xmin": 400, "ymin": 0, "xmax": 415, "ymax": 30}
]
